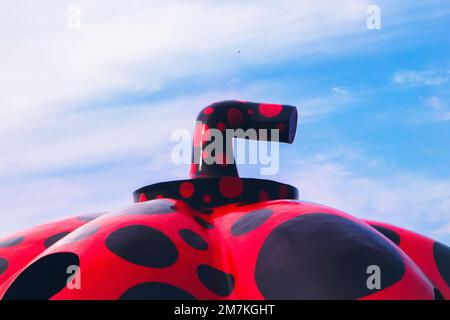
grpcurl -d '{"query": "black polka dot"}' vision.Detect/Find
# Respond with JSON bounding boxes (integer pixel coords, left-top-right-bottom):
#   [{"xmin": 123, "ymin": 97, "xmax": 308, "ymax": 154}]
[
  {"xmin": 76, "ymin": 212, "xmax": 105, "ymax": 221},
  {"xmin": 197, "ymin": 207, "xmax": 214, "ymax": 215},
  {"xmin": 0, "ymin": 235, "xmax": 24, "ymax": 248},
  {"xmin": 197, "ymin": 265, "xmax": 235, "ymax": 297},
  {"xmin": 255, "ymin": 213, "xmax": 405, "ymax": 300},
  {"xmin": 434, "ymin": 288, "xmax": 445, "ymax": 300},
  {"xmin": 117, "ymin": 200, "xmax": 176, "ymax": 216},
  {"xmin": 105, "ymin": 225, "xmax": 178, "ymax": 268},
  {"xmin": 231, "ymin": 209, "xmax": 272, "ymax": 236},
  {"xmin": 179, "ymin": 229, "xmax": 208, "ymax": 251},
  {"xmin": 433, "ymin": 241, "xmax": 450, "ymax": 287},
  {"xmin": 3, "ymin": 252, "xmax": 79, "ymax": 300},
  {"xmin": 370, "ymin": 225, "xmax": 401, "ymax": 246},
  {"xmin": 193, "ymin": 216, "xmax": 213, "ymax": 230},
  {"xmin": 119, "ymin": 282, "xmax": 196, "ymax": 300},
  {"xmin": 44, "ymin": 232, "xmax": 71, "ymax": 248},
  {"xmin": 0, "ymin": 258, "xmax": 8, "ymax": 276}
]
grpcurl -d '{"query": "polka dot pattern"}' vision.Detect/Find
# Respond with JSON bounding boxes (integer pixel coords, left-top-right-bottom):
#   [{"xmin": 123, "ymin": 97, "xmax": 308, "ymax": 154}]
[
  {"xmin": 190, "ymin": 100, "xmax": 298, "ymax": 178},
  {"xmin": 179, "ymin": 229, "xmax": 208, "ymax": 251},
  {"xmin": 3, "ymin": 253, "xmax": 79, "ymax": 300},
  {"xmin": 120, "ymin": 282, "xmax": 196, "ymax": 300},
  {"xmin": 193, "ymin": 216, "xmax": 213, "ymax": 230},
  {"xmin": 105, "ymin": 225, "xmax": 178, "ymax": 268},
  {"xmin": 0, "ymin": 257, "xmax": 8, "ymax": 276},
  {"xmin": 134, "ymin": 178, "xmax": 298, "ymax": 211},
  {"xmin": 44, "ymin": 232, "xmax": 71, "ymax": 248},
  {"xmin": 227, "ymin": 108, "xmax": 243, "ymax": 128},
  {"xmin": 134, "ymin": 177, "xmax": 298, "ymax": 214},
  {"xmin": 370, "ymin": 225, "xmax": 401, "ymax": 246},
  {"xmin": 255, "ymin": 213, "xmax": 405, "ymax": 299},
  {"xmin": 0, "ymin": 235, "xmax": 24, "ymax": 248},
  {"xmin": 231, "ymin": 209, "xmax": 272, "ymax": 236},
  {"xmin": 0, "ymin": 99, "xmax": 440, "ymax": 301},
  {"xmin": 138, "ymin": 193, "xmax": 147, "ymax": 202},
  {"xmin": 219, "ymin": 177, "xmax": 243, "ymax": 199},
  {"xmin": 197, "ymin": 264, "xmax": 235, "ymax": 297},
  {"xmin": 179, "ymin": 182, "xmax": 194, "ymax": 198},
  {"xmin": 258, "ymin": 103, "xmax": 283, "ymax": 118},
  {"xmin": 130, "ymin": 100, "xmax": 299, "ymax": 214},
  {"xmin": 433, "ymin": 241, "xmax": 450, "ymax": 287},
  {"xmin": 203, "ymin": 107, "xmax": 214, "ymax": 115}
]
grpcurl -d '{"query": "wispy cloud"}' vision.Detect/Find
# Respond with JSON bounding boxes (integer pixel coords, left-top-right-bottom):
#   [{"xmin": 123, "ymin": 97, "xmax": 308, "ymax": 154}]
[
  {"xmin": 283, "ymin": 148, "xmax": 450, "ymax": 244},
  {"xmin": 0, "ymin": 93, "xmax": 206, "ymax": 177},
  {"xmin": 393, "ymin": 69, "xmax": 449, "ymax": 87},
  {"xmin": 297, "ymin": 87, "xmax": 354, "ymax": 120},
  {"xmin": 391, "ymin": 67, "xmax": 450, "ymax": 123},
  {"xmin": 1, "ymin": 0, "xmax": 449, "ymax": 244},
  {"xmin": 331, "ymin": 87, "xmax": 349, "ymax": 98},
  {"xmin": 0, "ymin": 0, "xmax": 371, "ymax": 134},
  {"xmin": 0, "ymin": 0, "xmax": 371, "ymax": 201},
  {"xmin": 425, "ymin": 96, "xmax": 450, "ymax": 121}
]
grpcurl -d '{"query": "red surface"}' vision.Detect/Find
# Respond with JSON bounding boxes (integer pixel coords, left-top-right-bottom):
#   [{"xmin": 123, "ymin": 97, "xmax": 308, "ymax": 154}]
[
  {"xmin": 364, "ymin": 219, "xmax": 449, "ymax": 299},
  {"xmin": 0, "ymin": 217, "xmax": 90, "ymax": 294},
  {"xmin": 0, "ymin": 200, "xmax": 439, "ymax": 300}
]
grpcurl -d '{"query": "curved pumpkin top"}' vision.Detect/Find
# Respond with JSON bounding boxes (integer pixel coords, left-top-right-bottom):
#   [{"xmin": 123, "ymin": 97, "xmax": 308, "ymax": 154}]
[{"xmin": 0, "ymin": 100, "xmax": 449, "ymax": 300}]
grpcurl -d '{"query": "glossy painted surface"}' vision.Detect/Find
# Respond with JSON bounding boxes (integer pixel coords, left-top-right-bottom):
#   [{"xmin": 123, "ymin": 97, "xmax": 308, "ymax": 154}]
[
  {"xmin": 0, "ymin": 100, "xmax": 448, "ymax": 300},
  {"xmin": 0, "ymin": 199, "xmax": 445, "ymax": 300},
  {"xmin": 363, "ymin": 220, "xmax": 450, "ymax": 299},
  {"xmin": 190, "ymin": 100, "xmax": 297, "ymax": 178}
]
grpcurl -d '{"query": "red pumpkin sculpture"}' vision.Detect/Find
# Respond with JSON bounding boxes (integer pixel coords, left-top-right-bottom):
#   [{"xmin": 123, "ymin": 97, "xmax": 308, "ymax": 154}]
[{"xmin": 0, "ymin": 100, "xmax": 448, "ymax": 300}]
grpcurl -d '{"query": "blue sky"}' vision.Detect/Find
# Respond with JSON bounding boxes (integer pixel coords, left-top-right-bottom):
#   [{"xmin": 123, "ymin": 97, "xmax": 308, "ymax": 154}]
[{"xmin": 0, "ymin": 0, "xmax": 449, "ymax": 244}]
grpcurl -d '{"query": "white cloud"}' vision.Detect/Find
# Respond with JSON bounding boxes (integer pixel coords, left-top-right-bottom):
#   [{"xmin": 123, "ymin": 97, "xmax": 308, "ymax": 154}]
[
  {"xmin": 393, "ymin": 70, "xmax": 449, "ymax": 87},
  {"xmin": 425, "ymin": 96, "xmax": 450, "ymax": 121},
  {"xmin": 332, "ymin": 87, "xmax": 349, "ymax": 98},
  {"xmin": 0, "ymin": 0, "xmax": 372, "ymax": 135},
  {"xmin": 392, "ymin": 68, "xmax": 450, "ymax": 123},
  {"xmin": 0, "ymin": 0, "xmax": 371, "ymax": 191},
  {"xmin": 297, "ymin": 88, "xmax": 354, "ymax": 120},
  {"xmin": 0, "ymin": 93, "xmax": 213, "ymax": 177},
  {"xmin": 282, "ymin": 150, "xmax": 450, "ymax": 244},
  {"xmin": 1, "ymin": 0, "xmax": 449, "ymax": 240},
  {"xmin": 1, "ymin": 0, "xmax": 444, "ymax": 177}
]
